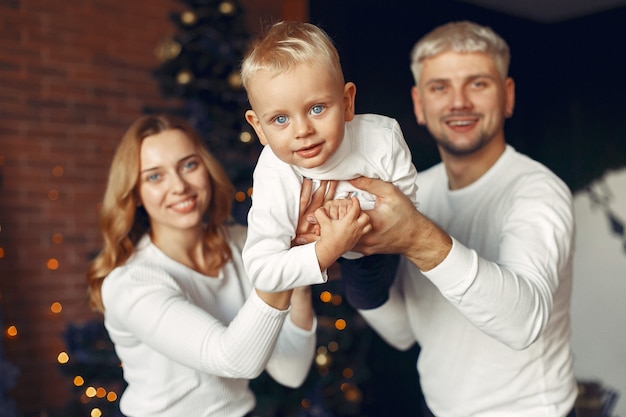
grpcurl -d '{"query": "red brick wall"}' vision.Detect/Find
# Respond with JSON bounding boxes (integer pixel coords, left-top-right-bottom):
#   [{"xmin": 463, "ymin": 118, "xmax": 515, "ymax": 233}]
[{"xmin": 0, "ymin": 0, "xmax": 305, "ymax": 414}]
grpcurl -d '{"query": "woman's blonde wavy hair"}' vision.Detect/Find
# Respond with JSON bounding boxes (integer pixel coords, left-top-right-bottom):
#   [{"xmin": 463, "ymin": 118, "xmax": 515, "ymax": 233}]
[{"xmin": 87, "ymin": 114, "xmax": 235, "ymax": 313}]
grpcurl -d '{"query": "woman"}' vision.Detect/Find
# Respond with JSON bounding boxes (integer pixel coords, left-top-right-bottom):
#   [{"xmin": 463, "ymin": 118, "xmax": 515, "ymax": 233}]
[{"xmin": 87, "ymin": 114, "xmax": 318, "ymax": 417}]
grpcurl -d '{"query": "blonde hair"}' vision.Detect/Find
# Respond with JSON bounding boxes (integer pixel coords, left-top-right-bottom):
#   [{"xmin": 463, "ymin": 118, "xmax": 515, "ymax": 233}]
[
  {"xmin": 410, "ymin": 21, "xmax": 510, "ymax": 84},
  {"xmin": 87, "ymin": 114, "xmax": 235, "ymax": 312},
  {"xmin": 240, "ymin": 20, "xmax": 344, "ymax": 90}
]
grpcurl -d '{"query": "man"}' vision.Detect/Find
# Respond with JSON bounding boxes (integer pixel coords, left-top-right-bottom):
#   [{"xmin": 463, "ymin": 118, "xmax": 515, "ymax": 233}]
[{"xmin": 337, "ymin": 21, "xmax": 578, "ymax": 417}]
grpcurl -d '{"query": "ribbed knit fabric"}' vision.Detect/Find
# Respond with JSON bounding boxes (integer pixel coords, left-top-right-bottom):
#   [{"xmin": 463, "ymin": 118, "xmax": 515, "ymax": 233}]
[
  {"xmin": 102, "ymin": 224, "xmax": 316, "ymax": 417},
  {"xmin": 359, "ymin": 146, "xmax": 578, "ymax": 416}
]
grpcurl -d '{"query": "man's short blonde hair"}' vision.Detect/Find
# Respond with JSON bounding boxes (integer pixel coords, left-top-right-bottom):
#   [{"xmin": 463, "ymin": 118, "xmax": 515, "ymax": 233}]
[{"xmin": 410, "ymin": 20, "xmax": 510, "ymax": 84}]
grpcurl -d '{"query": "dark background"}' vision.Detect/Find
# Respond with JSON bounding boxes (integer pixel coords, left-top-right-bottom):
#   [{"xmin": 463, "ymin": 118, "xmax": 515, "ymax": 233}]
[{"xmin": 310, "ymin": 0, "xmax": 626, "ymax": 193}]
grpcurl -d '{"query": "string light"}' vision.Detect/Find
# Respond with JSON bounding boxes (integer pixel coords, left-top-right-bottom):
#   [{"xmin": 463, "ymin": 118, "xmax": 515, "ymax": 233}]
[
  {"xmin": 47, "ymin": 258, "xmax": 59, "ymax": 270},
  {"xmin": 6, "ymin": 325, "xmax": 17, "ymax": 338},
  {"xmin": 50, "ymin": 302, "xmax": 62, "ymax": 314},
  {"xmin": 57, "ymin": 351, "xmax": 70, "ymax": 364},
  {"xmin": 334, "ymin": 318, "xmax": 347, "ymax": 331},
  {"xmin": 180, "ymin": 10, "xmax": 197, "ymax": 25},
  {"xmin": 48, "ymin": 189, "xmax": 59, "ymax": 200},
  {"xmin": 219, "ymin": 1, "xmax": 235, "ymax": 15},
  {"xmin": 176, "ymin": 69, "xmax": 193, "ymax": 85},
  {"xmin": 239, "ymin": 131, "xmax": 252, "ymax": 143}
]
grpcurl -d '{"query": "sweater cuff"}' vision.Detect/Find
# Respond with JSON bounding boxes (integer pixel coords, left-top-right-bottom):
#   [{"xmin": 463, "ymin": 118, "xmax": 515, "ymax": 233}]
[{"xmin": 422, "ymin": 237, "xmax": 478, "ymax": 300}]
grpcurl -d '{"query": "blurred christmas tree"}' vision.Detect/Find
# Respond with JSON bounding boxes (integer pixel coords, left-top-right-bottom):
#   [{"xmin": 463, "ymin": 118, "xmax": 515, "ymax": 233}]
[
  {"xmin": 148, "ymin": 0, "xmax": 262, "ymax": 224},
  {"xmin": 56, "ymin": 321, "xmax": 126, "ymax": 417},
  {"xmin": 0, "ymin": 306, "xmax": 19, "ymax": 417}
]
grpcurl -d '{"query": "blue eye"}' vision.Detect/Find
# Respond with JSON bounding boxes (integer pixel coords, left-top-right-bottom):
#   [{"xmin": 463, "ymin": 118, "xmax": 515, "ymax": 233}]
[
  {"xmin": 311, "ymin": 105, "xmax": 324, "ymax": 115},
  {"xmin": 275, "ymin": 115, "xmax": 288, "ymax": 125},
  {"xmin": 183, "ymin": 160, "xmax": 198, "ymax": 171},
  {"xmin": 147, "ymin": 173, "xmax": 160, "ymax": 182}
]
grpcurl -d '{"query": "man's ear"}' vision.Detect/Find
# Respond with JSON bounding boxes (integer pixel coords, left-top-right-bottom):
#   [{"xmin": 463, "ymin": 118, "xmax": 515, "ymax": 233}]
[
  {"xmin": 343, "ymin": 82, "xmax": 357, "ymax": 122},
  {"xmin": 504, "ymin": 77, "xmax": 515, "ymax": 118},
  {"xmin": 245, "ymin": 109, "xmax": 268, "ymax": 145},
  {"xmin": 411, "ymin": 86, "xmax": 426, "ymax": 125}
]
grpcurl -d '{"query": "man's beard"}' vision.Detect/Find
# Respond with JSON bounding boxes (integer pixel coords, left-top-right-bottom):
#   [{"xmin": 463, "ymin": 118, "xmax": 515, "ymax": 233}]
[{"xmin": 434, "ymin": 130, "xmax": 494, "ymax": 157}]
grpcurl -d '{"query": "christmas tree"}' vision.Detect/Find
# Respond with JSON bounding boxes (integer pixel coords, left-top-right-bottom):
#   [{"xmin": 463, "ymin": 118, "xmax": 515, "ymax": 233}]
[
  {"xmin": 149, "ymin": 0, "xmax": 261, "ymax": 225},
  {"xmin": 0, "ymin": 306, "xmax": 19, "ymax": 417}
]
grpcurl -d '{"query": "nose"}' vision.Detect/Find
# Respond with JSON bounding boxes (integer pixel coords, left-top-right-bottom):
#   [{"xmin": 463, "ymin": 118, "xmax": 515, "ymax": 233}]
[
  {"xmin": 450, "ymin": 87, "xmax": 471, "ymax": 111},
  {"xmin": 170, "ymin": 172, "xmax": 188, "ymax": 193},
  {"xmin": 294, "ymin": 116, "xmax": 314, "ymax": 139}
]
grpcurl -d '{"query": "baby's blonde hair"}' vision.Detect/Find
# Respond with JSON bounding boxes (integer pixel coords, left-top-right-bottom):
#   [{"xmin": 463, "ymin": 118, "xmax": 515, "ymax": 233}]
[{"xmin": 241, "ymin": 21, "xmax": 344, "ymax": 90}]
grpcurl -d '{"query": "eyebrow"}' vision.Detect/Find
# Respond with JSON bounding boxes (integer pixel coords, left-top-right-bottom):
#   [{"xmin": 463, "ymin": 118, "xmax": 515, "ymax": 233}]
[
  {"xmin": 425, "ymin": 73, "xmax": 497, "ymax": 85},
  {"xmin": 140, "ymin": 153, "xmax": 198, "ymax": 174}
]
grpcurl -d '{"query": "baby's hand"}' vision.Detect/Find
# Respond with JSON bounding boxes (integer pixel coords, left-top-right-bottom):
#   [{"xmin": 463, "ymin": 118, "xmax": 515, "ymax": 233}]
[
  {"xmin": 313, "ymin": 197, "xmax": 371, "ymax": 270},
  {"xmin": 322, "ymin": 197, "xmax": 356, "ymax": 220}
]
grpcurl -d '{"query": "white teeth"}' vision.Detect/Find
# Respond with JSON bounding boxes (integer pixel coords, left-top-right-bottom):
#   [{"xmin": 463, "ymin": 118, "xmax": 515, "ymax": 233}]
[
  {"xmin": 449, "ymin": 120, "xmax": 473, "ymax": 126},
  {"xmin": 174, "ymin": 199, "xmax": 193, "ymax": 209}
]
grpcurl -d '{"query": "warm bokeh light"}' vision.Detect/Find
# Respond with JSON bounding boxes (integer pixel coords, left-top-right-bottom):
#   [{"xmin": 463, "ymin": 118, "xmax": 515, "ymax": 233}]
[
  {"xmin": 57, "ymin": 352, "xmax": 70, "ymax": 364},
  {"xmin": 90, "ymin": 407, "xmax": 103, "ymax": 417},
  {"xmin": 219, "ymin": 0, "xmax": 235, "ymax": 15},
  {"xmin": 328, "ymin": 341, "xmax": 339, "ymax": 352},
  {"xmin": 85, "ymin": 386, "xmax": 97, "ymax": 398},
  {"xmin": 331, "ymin": 294, "xmax": 343, "ymax": 305},
  {"xmin": 96, "ymin": 387, "xmax": 107, "ymax": 398},
  {"xmin": 52, "ymin": 165, "xmax": 64, "ymax": 177},
  {"xmin": 342, "ymin": 368, "xmax": 354, "ymax": 378},
  {"xmin": 319, "ymin": 291, "xmax": 332, "ymax": 303},
  {"xmin": 47, "ymin": 258, "xmax": 59, "ymax": 270},
  {"xmin": 247, "ymin": 187, "xmax": 253, "ymax": 197},
  {"xmin": 235, "ymin": 191, "xmax": 246, "ymax": 202},
  {"xmin": 74, "ymin": 376, "xmax": 85, "ymax": 386},
  {"xmin": 50, "ymin": 302, "xmax": 62, "ymax": 314},
  {"xmin": 0, "ymin": 247, "xmax": 4, "ymax": 258},
  {"xmin": 106, "ymin": 391, "xmax": 118, "ymax": 402},
  {"xmin": 48, "ymin": 189, "xmax": 59, "ymax": 200},
  {"xmin": 344, "ymin": 386, "xmax": 361, "ymax": 402},
  {"xmin": 51, "ymin": 232, "xmax": 63, "ymax": 244},
  {"xmin": 334, "ymin": 318, "xmax": 347, "ymax": 331},
  {"xmin": 6, "ymin": 325, "xmax": 17, "ymax": 338},
  {"xmin": 239, "ymin": 131, "xmax": 252, "ymax": 143}
]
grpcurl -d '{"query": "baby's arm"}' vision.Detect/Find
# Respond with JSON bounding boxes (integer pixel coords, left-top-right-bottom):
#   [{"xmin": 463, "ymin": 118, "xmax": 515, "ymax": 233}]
[{"xmin": 314, "ymin": 196, "xmax": 371, "ymax": 271}]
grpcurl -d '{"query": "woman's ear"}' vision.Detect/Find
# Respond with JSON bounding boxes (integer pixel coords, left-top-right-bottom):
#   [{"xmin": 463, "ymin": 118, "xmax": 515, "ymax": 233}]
[
  {"xmin": 343, "ymin": 82, "xmax": 357, "ymax": 122},
  {"xmin": 245, "ymin": 109, "xmax": 268, "ymax": 145}
]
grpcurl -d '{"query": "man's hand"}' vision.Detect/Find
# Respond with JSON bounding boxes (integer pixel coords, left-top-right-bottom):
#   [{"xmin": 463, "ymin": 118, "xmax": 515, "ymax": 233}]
[{"xmin": 348, "ymin": 177, "xmax": 452, "ymax": 271}]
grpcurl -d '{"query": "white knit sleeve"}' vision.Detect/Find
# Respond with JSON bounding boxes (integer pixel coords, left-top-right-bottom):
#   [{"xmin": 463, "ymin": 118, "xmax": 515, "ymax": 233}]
[{"xmin": 103, "ymin": 264, "xmax": 290, "ymax": 379}]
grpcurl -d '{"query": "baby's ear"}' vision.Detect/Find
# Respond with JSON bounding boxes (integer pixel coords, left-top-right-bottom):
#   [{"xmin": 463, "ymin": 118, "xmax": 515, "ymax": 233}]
[
  {"xmin": 245, "ymin": 110, "xmax": 268, "ymax": 145},
  {"xmin": 343, "ymin": 82, "xmax": 357, "ymax": 122}
]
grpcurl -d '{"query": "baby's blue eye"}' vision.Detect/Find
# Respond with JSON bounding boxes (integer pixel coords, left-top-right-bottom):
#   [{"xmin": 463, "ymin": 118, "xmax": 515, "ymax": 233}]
[
  {"xmin": 311, "ymin": 105, "xmax": 324, "ymax": 115},
  {"xmin": 275, "ymin": 115, "xmax": 288, "ymax": 125},
  {"xmin": 147, "ymin": 173, "xmax": 160, "ymax": 182}
]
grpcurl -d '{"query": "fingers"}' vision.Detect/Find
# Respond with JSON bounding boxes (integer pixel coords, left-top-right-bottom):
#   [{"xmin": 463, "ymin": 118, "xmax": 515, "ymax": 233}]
[
  {"xmin": 300, "ymin": 178, "xmax": 314, "ymax": 208},
  {"xmin": 325, "ymin": 180, "xmax": 338, "ymax": 202},
  {"xmin": 349, "ymin": 176, "xmax": 393, "ymax": 200}
]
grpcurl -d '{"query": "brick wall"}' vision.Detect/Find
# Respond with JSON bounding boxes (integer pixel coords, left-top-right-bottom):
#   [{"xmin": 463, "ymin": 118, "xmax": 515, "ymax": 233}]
[{"xmin": 0, "ymin": 0, "xmax": 305, "ymax": 414}]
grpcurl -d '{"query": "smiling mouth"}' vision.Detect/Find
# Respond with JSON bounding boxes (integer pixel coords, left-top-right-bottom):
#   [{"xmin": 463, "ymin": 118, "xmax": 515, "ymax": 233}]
[
  {"xmin": 296, "ymin": 143, "xmax": 323, "ymax": 158},
  {"xmin": 447, "ymin": 120, "xmax": 475, "ymax": 126},
  {"xmin": 170, "ymin": 197, "xmax": 196, "ymax": 211}
]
